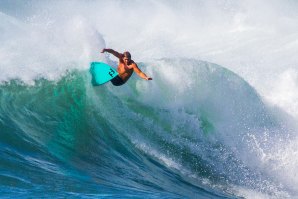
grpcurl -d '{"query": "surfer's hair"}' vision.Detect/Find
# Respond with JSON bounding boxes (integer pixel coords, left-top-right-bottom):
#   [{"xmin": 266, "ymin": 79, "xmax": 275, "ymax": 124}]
[{"xmin": 123, "ymin": 51, "xmax": 131, "ymax": 59}]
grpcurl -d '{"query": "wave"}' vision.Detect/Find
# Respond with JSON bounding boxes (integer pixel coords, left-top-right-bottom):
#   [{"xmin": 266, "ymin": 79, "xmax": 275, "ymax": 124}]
[
  {"xmin": 0, "ymin": 59, "xmax": 294, "ymax": 198},
  {"xmin": 1, "ymin": 1, "xmax": 298, "ymax": 197}
]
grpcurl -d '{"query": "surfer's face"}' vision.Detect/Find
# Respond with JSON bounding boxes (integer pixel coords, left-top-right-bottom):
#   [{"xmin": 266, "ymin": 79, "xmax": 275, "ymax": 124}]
[
  {"xmin": 123, "ymin": 51, "xmax": 131, "ymax": 64},
  {"xmin": 123, "ymin": 56, "xmax": 131, "ymax": 64}
]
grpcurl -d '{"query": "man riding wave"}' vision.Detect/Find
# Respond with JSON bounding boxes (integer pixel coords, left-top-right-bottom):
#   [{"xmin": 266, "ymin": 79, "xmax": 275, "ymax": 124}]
[{"xmin": 101, "ymin": 48, "xmax": 152, "ymax": 86}]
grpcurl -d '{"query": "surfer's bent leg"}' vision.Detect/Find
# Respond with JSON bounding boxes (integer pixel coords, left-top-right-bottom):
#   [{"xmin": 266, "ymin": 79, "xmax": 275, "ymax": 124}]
[{"xmin": 111, "ymin": 75, "xmax": 125, "ymax": 86}]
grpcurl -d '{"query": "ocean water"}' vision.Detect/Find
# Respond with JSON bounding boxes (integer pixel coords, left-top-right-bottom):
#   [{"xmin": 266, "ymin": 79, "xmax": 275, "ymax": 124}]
[{"xmin": 1, "ymin": 1, "xmax": 298, "ymax": 198}]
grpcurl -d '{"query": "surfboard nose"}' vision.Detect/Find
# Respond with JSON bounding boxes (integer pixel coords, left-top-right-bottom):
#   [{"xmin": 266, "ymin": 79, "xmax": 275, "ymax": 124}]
[{"xmin": 89, "ymin": 62, "xmax": 119, "ymax": 86}]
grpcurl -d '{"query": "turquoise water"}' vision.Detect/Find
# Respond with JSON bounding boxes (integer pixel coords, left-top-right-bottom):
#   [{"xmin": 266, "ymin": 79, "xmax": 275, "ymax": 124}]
[
  {"xmin": 1, "ymin": 1, "xmax": 298, "ymax": 198},
  {"xmin": 0, "ymin": 59, "xmax": 292, "ymax": 198}
]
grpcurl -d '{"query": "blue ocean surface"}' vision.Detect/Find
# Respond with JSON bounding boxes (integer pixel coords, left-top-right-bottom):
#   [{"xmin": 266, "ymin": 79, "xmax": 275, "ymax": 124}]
[{"xmin": 1, "ymin": 1, "xmax": 298, "ymax": 198}]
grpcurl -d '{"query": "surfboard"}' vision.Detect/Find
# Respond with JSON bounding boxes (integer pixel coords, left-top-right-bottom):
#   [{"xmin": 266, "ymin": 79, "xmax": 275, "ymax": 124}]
[{"xmin": 90, "ymin": 62, "xmax": 118, "ymax": 86}]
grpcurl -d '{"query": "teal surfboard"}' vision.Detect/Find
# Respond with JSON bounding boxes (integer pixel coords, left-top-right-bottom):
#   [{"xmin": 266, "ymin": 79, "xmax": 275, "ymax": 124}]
[{"xmin": 90, "ymin": 62, "xmax": 118, "ymax": 86}]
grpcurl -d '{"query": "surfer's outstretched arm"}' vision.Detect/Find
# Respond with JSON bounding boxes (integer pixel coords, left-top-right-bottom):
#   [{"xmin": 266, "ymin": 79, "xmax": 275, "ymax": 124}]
[
  {"xmin": 132, "ymin": 63, "xmax": 152, "ymax": 80},
  {"xmin": 101, "ymin": 48, "xmax": 122, "ymax": 59}
]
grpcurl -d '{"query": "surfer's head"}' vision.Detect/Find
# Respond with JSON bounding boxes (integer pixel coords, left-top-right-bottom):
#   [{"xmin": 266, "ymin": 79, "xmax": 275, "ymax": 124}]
[{"xmin": 123, "ymin": 51, "xmax": 131, "ymax": 64}]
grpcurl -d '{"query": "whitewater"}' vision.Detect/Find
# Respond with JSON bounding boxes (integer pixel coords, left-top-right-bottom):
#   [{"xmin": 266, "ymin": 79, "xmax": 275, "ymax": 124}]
[{"xmin": 1, "ymin": 0, "xmax": 298, "ymax": 198}]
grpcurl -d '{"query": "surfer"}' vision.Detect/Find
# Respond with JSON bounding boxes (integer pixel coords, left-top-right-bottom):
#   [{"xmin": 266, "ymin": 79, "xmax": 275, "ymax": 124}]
[{"xmin": 101, "ymin": 48, "xmax": 152, "ymax": 86}]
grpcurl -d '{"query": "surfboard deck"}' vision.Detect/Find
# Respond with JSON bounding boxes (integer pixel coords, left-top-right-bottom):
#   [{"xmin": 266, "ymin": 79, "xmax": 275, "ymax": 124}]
[{"xmin": 90, "ymin": 62, "xmax": 118, "ymax": 86}]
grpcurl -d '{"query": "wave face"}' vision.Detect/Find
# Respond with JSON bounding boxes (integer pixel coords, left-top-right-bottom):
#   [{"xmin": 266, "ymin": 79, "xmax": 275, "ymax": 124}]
[
  {"xmin": 1, "ymin": 1, "xmax": 298, "ymax": 198},
  {"xmin": 0, "ymin": 60, "xmax": 293, "ymax": 198}
]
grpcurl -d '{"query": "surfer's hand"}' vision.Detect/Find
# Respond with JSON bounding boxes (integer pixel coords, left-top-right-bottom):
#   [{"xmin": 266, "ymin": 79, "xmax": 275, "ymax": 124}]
[
  {"xmin": 100, "ymin": 49, "xmax": 105, "ymax": 53},
  {"xmin": 147, "ymin": 77, "xmax": 152, "ymax": 80}
]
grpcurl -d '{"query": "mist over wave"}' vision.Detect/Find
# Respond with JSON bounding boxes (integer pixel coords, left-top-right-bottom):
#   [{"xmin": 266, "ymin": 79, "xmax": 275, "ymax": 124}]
[{"xmin": 1, "ymin": 0, "xmax": 298, "ymax": 198}]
